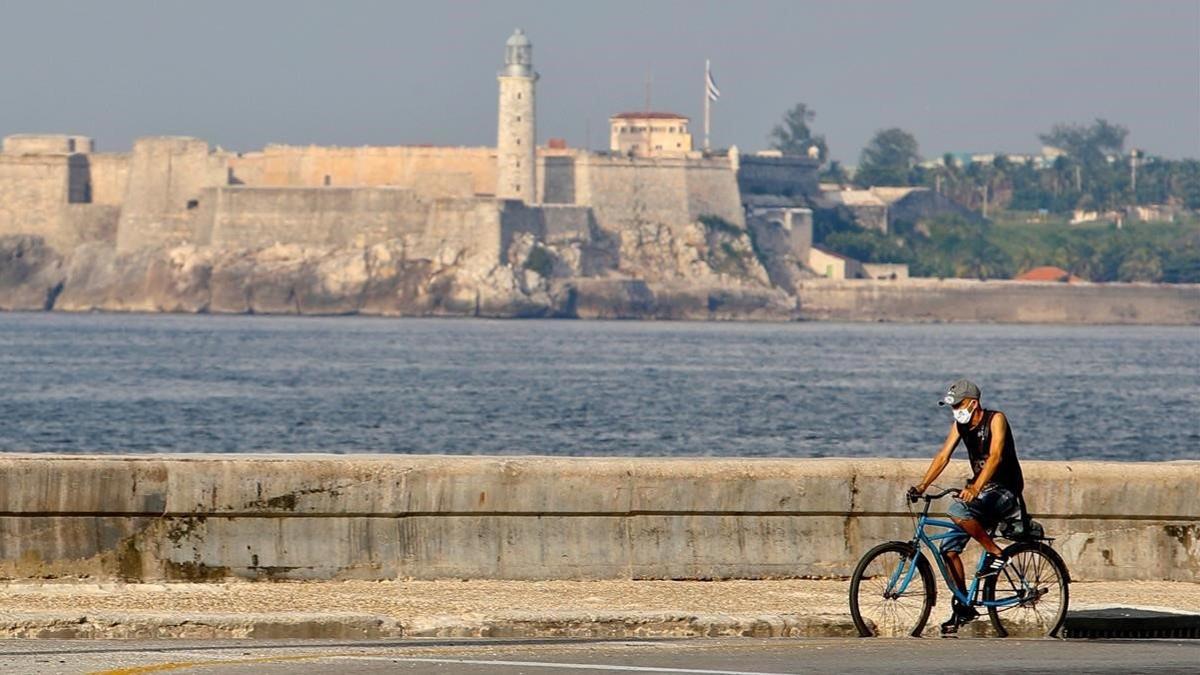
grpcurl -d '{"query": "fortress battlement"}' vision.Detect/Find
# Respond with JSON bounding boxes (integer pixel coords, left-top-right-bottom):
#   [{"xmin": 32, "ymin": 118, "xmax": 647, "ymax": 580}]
[
  {"xmin": 0, "ymin": 129, "xmax": 778, "ymax": 260},
  {"xmin": 0, "ymin": 29, "xmax": 823, "ymax": 319}
]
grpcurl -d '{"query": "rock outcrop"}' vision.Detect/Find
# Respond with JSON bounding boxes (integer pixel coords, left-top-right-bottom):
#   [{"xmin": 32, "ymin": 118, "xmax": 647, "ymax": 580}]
[{"xmin": 1, "ymin": 219, "xmax": 797, "ymax": 320}]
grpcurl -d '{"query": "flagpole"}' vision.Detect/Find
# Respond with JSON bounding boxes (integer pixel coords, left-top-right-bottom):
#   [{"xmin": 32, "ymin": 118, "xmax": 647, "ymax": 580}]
[{"xmin": 704, "ymin": 59, "xmax": 711, "ymax": 152}]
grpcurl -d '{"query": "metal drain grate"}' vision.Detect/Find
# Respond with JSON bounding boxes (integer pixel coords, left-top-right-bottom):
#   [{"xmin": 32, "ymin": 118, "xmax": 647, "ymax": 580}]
[{"xmin": 1063, "ymin": 608, "xmax": 1200, "ymax": 639}]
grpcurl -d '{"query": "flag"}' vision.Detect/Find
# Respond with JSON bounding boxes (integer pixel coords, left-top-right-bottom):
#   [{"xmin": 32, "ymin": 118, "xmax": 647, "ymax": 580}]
[{"xmin": 706, "ymin": 61, "xmax": 720, "ymax": 102}]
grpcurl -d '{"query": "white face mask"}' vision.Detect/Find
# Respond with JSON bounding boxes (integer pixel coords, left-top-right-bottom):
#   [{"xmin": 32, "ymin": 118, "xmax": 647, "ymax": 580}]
[{"xmin": 953, "ymin": 403, "xmax": 974, "ymax": 424}]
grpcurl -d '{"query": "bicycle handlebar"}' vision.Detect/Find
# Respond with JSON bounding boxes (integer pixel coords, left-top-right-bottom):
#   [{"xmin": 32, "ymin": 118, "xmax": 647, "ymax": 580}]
[
  {"xmin": 907, "ymin": 487, "xmax": 958, "ymax": 503},
  {"xmin": 923, "ymin": 487, "xmax": 959, "ymax": 500}
]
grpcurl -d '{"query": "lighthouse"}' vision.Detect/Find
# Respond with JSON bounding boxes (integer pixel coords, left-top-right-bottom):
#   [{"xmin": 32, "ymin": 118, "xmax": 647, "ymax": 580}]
[{"xmin": 496, "ymin": 29, "xmax": 538, "ymax": 203}]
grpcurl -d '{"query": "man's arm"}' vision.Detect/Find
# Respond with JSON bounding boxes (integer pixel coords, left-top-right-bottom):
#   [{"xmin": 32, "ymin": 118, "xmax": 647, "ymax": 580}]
[
  {"xmin": 961, "ymin": 412, "xmax": 1008, "ymax": 501},
  {"xmin": 912, "ymin": 423, "xmax": 960, "ymax": 494}
]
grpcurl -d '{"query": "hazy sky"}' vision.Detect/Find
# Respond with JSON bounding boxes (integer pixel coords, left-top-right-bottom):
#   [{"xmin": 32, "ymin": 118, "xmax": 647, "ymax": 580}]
[{"xmin": 1, "ymin": 1, "xmax": 1196, "ymax": 162}]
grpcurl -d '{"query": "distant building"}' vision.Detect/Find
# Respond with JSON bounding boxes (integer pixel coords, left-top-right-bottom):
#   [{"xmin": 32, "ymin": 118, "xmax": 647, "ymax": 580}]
[
  {"xmin": 824, "ymin": 188, "xmax": 889, "ymax": 232},
  {"xmin": 609, "ymin": 112, "xmax": 693, "ymax": 157},
  {"xmin": 809, "ymin": 246, "xmax": 863, "ymax": 280},
  {"xmin": 813, "ymin": 185, "xmax": 979, "ymax": 234},
  {"xmin": 921, "ymin": 147, "xmax": 1066, "ymax": 170},
  {"xmin": 1015, "ymin": 266, "xmax": 1082, "ymax": 283},
  {"xmin": 1129, "ymin": 204, "xmax": 1176, "ymax": 223}
]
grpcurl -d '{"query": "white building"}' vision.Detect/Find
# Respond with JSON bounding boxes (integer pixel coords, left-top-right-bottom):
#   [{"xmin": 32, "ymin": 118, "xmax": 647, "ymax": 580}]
[{"xmin": 609, "ymin": 112, "xmax": 693, "ymax": 158}]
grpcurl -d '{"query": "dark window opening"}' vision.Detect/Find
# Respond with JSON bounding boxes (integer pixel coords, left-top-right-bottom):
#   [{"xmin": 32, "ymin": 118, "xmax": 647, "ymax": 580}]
[
  {"xmin": 186, "ymin": 199, "xmax": 199, "ymax": 210},
  {"xmin": 323, "ymin": 175, "xmax": 331, "ymax": 186}
]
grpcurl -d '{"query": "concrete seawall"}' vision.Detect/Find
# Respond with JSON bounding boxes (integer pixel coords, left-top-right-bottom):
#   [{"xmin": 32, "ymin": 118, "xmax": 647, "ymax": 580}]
[
  {"xmin": 0, "ymin": 455, "xmax": 1194, "ymax": 583},
  {"xmin": 796, "ymin": 278, "xmax": 1200, "ymax": 325}
]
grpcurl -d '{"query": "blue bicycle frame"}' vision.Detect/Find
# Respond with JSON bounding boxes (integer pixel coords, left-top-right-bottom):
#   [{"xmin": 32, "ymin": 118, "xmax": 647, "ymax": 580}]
[{"xmin": 888, "ymin": 492, "xmax": 1029, "ymax": 609}]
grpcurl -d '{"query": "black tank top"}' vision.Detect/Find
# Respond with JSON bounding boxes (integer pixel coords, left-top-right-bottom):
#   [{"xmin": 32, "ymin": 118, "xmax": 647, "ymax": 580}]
[{"xmin": 956, "ymin": 409, "xmax": 1024, "ymax": 494}]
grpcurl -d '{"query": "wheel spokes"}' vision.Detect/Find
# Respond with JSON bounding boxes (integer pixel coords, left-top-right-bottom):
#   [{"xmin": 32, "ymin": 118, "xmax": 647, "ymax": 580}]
[
  {"xmin": 992, "ymin": 550, "xmax": 1065, "ymax": 636},
  {"xmin": 855, "ymin": 551, "xmax": 927, "ymax": 637}
]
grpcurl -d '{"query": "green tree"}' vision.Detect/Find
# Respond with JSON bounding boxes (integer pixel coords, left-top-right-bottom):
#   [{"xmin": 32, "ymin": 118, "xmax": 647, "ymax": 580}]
[
  {"xmin": 1116, "ymin": 247, "xmax": 1162, "ymax": 282},
  {"xmin": 1039, "ymin": 119, "xmax": 1128, "ymax": 165},
  {"xmin": 855, "ymin": 128, "xmax": 920, "ymax": 187},
  {"xmin": 915, "ymin": 216, "xmax": 1012, "ymax": 279},
  {"xmin": 819, "ymin": 160, "xmax": 849, "ymax": 186},
  {"xmin": 1038, "ymin": 119, "xmax": 1130, "ymax": 210},
  {"xmin": 768, "ymin": 103, "xmax": 828, "ymax": 161},
  {"xmin": 823, "ymin": 229, "xmax": 912, "ymax": 264},
  {"xmin": 1163, "ymin": 231, "xmax": 1200, "ymax": 283}
]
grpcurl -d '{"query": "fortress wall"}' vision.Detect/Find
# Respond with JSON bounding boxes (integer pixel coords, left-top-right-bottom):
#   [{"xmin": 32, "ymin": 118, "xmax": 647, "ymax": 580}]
[
  {"xmin": 539, "ymin": 204, "xmax": 593, "ymax": 243},
  {"xmin": 0, "ymin": 151, "xmax": 125, "ymax": 251},
  {"xmin": 116, "ymin": 137, "xmax": 230, "ymax": 253},
  {"xmin": 0, "ymin": 455, "xmax": 1192, "ymax": 582},
  {"xmin": 736, "ymin": 154, "xmax": 821, "ymax": 197},
  {"xmin": 200, "ymin": 187, "xmax": 431, "ymax": 249},
  {"xmin": 684, "ymin": 159, "xmax": 745, "ymax": 226},
  {"xmin": 2, "ymin": 134, "xmax": 93, "ymax": 155},
  {"xmin": 86, "ymin": 153, "xmax": 131, "ymax": 206},
  {"xmin": 228, "ymin": 146, "xmax": 496, "ymax": 199},
  {"xmin": 194, "ymin": 189, "xmax": 508, "ymax": 271},
  {"xmin": 63, "ymin": 204, "xmax": 121, "ymax": 245},
  {"xmin": 494, "ymin": 202, "xmax": 592, "ymax": 259},
  {"xmin": 574, "ymin": 155, "xmax": 744, "ymax": 232},
  {"xmin": 795, "ymin": 278, "xmax": 1200, "ymax": 325},
  {"xmin": 0, "ymin": 155, "xmax": 71, "ymax": 251},
  {"xmin": 538, "ymin": 154, "xmax": 577, "ymax": 204},
  {"xmin": 574, "ymin": 155, "xmax": 690, "ymax": 231},
  {"xmin": 428, "ymin": 198, "xmax": 506, "ymax": 266}
]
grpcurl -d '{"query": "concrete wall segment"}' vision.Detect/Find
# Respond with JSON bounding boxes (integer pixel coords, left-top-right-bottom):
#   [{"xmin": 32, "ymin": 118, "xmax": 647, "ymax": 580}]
[
  {"xmin": 0, "ymin": 455, "xmax": 1193, "ymax": 582},
  {"xmin": 796, "ymin": 279, "xmax": 1200, "ymax": 325}
]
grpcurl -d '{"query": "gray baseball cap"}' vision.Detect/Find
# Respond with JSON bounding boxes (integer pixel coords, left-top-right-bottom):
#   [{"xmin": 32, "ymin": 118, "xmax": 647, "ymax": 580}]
[{"xmin": 938, "ymin": 379, "xmax": 981, "ymax": 406}]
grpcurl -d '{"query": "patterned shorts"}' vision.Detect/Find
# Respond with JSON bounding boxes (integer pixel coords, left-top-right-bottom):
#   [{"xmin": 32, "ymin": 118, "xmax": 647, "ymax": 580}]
[{"xmin": 940, "ymin": 485, "xmax": 1019, "ymax": 554}]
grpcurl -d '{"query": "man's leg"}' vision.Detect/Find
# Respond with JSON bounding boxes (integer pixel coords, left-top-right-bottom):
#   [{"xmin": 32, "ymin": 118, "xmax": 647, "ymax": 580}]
[
  {"xmin": 953, "ymin": 516, "xmax": 1003, "ymax": 557},
  {"xmin": 943, "ymin": 550, "xmax": 966, "ymax": 594},
  {"xmin": 938, "ymin": 530, "xmax": 976, "ymax": 634}
]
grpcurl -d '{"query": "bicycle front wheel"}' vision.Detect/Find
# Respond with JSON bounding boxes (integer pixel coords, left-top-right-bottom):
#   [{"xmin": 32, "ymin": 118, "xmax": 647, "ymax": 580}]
[
  {"xmin": 849, "ymin": 541, "xmax": 935, "ymax": 637},
  {"xmin": 983, "ymin": 541, "xmax": 1070, "ymax": 637}
]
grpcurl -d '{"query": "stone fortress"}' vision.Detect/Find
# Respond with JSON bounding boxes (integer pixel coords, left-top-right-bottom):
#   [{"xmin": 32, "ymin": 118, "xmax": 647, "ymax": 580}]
[
  {"xmin": 0, "ymin": 29, "xmax": 829, "ymax": 319},
  {"xmin": 1, "ymin": 30, "xmax": 1195, "ymax": 323}
]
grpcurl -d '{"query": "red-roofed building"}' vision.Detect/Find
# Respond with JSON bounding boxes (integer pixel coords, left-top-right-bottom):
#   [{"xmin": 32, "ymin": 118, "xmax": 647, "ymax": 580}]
[
  {"xmin": 609, "ymin": 112, "xmax": 693, "ymax": 157},
  {"xmin": 1015, "ymin": 266, "xmax": 1083, "ymax": 283}
]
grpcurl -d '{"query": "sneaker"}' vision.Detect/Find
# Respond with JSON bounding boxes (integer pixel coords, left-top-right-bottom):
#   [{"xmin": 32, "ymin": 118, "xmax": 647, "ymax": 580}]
[
  {"xmin": 939, "ymin": 602, "xmax": 979, "ymax": 636},
  {"xmin": 978, "ymin": 552, "xmax": 1010, "ymax": 578},
  {"xmin": 939, "ymin": 614, "xmax": 961, "ymax": 636},
  {"xmin": 957, "ymin": 603, "xmax": 979, "ymax": 623}
]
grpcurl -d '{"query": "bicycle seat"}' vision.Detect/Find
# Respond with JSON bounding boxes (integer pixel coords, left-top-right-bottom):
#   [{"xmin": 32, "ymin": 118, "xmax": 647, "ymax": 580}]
[{"xmin": 997, "ymin": 494, "xmax": 1050, "ymax": 541}]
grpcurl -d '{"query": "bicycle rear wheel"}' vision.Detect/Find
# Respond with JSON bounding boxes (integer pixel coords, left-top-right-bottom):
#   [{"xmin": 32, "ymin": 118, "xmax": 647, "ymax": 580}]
[
  {"xmin": 849, "ymin": 541, "xmax": 935, "ymax": 637},
  {"xmin": 983, "ymin": 541, "xmax": 1070, "ymax": 637}
]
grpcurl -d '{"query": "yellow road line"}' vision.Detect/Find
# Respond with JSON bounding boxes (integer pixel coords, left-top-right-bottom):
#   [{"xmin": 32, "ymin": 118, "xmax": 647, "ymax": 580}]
[{"xmin": 90, "ymin": 653, "xmax": 324, "ymax": 674}]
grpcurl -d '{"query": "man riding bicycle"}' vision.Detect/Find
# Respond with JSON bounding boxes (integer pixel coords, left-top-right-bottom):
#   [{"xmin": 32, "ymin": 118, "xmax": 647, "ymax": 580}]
[{"xmin": 908, "ymin": 379, "xmax": 1026, "ymax": 636}]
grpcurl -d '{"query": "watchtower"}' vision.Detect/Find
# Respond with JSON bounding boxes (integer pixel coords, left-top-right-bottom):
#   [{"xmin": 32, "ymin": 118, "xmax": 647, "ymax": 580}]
[{"xmin": 496, "ymin": 29, "xmax": 537, "ymax": 203}]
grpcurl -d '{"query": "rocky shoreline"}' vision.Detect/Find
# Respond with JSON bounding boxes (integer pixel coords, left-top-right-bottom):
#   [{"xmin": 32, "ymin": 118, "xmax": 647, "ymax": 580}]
[{"xmin": 2, "ymin": 235, "xmax": 1197, "ymax": 324}]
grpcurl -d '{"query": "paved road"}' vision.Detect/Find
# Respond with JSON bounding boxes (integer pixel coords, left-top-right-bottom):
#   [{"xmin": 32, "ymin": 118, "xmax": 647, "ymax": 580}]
[{"xmin": 2, "ymin": 637, "xmax": 1198, "ymax": 674}]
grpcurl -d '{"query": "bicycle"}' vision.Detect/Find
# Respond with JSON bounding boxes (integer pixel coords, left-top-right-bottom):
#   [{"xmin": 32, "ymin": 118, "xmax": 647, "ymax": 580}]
[{"xmin": 848, "ymin": 487, "xmax": 1070, "ymax": 638}]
